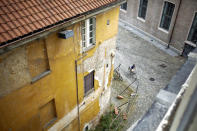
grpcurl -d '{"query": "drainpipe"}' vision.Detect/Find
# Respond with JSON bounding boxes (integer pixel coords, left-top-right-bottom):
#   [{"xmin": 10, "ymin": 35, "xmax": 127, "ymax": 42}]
[
  {"xmin": 75, "ymin": 60, "xmax": 80, "ymax": 131},
  {"xmin": 167, "ymin": 0, "xmax": 182, "ymax": 48}
]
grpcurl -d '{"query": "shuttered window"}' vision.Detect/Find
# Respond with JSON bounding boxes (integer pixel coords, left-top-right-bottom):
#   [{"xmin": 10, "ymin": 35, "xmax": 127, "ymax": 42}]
[
  {"xmin": 138, "ymin": 0, "xmax": 148, "ymax": 19},
  {"xmin": 160, "ymin": 1, "xmax": 175, "ymax": 31},
  {"xmin": 188, "ymin": 13, "xmax": 197, "ymax": 44},
  {"xmin": 82, "ymin": 17, "xmax": 96, "ymax": 48},
  {"xmin": 84, "ymin": 71, "xmax": 94, "ymax": 95}
]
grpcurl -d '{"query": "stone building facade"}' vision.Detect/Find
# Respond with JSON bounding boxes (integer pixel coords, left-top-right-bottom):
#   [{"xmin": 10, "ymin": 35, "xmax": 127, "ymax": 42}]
[{"xmin": 120, "ymin": 0, "xmax": 197, "ymax": 55}]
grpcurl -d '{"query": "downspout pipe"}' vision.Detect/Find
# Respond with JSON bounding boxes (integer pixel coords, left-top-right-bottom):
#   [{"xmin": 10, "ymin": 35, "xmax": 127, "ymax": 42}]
[
  {"xmin": 75, "ymin": 60, "xmax": 80, "ymax": 131},
  {"xmin": 167, "ymin": 0, "xmax": 182, "ymax": 48}
]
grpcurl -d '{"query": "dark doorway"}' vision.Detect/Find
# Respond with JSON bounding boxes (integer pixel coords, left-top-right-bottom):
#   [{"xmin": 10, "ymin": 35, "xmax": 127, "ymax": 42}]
[{"xmin": 182, "ymin": 43, "xmax": 195, "ymax": 57}]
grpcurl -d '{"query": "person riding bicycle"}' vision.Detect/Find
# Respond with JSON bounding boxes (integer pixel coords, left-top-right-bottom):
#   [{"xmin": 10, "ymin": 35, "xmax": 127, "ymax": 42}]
[{"xmin": 128, "ymin": 64, "xmax": 135, "ymax": 73}]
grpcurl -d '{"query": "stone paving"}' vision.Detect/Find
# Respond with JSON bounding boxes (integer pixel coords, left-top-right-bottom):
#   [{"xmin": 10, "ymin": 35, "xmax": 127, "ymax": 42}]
[
  {"xmin": 111, "ymin": 23, "xmax": 185, "ymax": 130},
  {"xmin": 130, "ymin": 48, "xmax": 197, "ymax": 131}
]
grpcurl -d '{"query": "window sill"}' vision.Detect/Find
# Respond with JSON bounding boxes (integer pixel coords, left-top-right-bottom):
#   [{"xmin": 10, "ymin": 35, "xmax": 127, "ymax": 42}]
[
  {"xmin": 120, "ymin": 9, "xmax": 127, "ymax": 13},
  {"xmin": 158, "ymin": 27, "xmax": 169, "ymax": 34},
  {"xmin": 44, "ymin": 117, "xmax": 57, "ymax": 129},
  {"xmin": 84, "ymin": 88, "xmax": 95, "ymax": 98},
  {"xmin": 137, "ymin": 17, "xmax": 146, "ymax": 23},
  {"xmin": 184, "ymin": 40, "xmax": 197, "ymax": 47},
  {"xmin": 82, "ymin": 44, "xmax": 96, "ymax": 53},
  {"xmin": 31, "ymin": 70, "xmax": 51, "ymax": 83}
]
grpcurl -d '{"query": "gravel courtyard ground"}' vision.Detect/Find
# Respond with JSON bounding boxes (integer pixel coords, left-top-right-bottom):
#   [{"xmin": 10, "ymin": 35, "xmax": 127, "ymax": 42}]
[{"xmin": 111, "ymin": 25, "xmax": 185, "ymax": 130}]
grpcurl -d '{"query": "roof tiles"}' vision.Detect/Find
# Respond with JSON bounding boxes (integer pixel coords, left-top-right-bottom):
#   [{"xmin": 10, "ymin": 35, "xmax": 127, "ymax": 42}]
[{"xmin": 0, "ymin": 0, "xmax": 118, "ymax": 46}]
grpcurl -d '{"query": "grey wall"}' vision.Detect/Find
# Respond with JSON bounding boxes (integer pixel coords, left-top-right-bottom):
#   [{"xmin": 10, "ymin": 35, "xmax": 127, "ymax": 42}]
[
  {"xmin": 170, "ymin": 0, "xmax": 197, "ymax": 50},
  {"xmin": 120, "ymin": 0, "xmax": 197, "ymax": 51}
]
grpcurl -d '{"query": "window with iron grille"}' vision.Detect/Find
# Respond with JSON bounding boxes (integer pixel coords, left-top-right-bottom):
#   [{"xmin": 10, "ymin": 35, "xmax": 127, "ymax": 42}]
[
  {"xmin": 188, "ymin": 13, "xmax": 197, "ymax": 44},
  {"xmin": 84, "ymin": 71, "xmax": 94, "ymax": 96},
  {"xmin": 160, "ymin": 1, "xmax": 175, "ymax": 31},
  {"xmin": 138, "ymin": 0, "xmax": 148, "ymax": 19},
  {"xmin": 121, "ymin": 2, "xmax": 127, "ymax": 11},
  {"xmin": 81, "ymin": 17, "xmax": 96, "ymax": 49}
]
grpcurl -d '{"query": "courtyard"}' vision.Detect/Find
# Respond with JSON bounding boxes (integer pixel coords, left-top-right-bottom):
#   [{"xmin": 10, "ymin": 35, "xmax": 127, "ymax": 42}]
[{"xmin": 110, "ymin": 25, "xmax": 185, "ymax": 130}]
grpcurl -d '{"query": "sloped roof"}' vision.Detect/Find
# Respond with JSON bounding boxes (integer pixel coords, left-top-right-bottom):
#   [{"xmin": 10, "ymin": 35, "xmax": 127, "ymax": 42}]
[{"xmin": 0, "ymin": 0, "xmax": 120, "ymax": 47}]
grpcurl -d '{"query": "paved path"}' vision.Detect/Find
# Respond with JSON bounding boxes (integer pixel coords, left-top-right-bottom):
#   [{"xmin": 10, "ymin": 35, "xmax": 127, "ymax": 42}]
[
  {"xmin": 129, "ymin": 49, "xmax": 196, "ymax": 131},
  {"xmin": 113, "ymin": 22, "xmax": 185, "ymax": 130}
]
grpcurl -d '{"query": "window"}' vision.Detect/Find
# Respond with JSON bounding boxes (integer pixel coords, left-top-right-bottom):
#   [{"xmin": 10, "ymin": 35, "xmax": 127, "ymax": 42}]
[
  {"xmin": 120, "ymin": 2, "xmax": 127, "ymax": 11},
  {"xmin": 138, "ymin": 0, "xmax": 148, "ymax": 19},
  {"xmin": 84, "ymin": 71, "xmax": 94, "ymax": 96},
  {"xmin": 40, "ymin": 99, "xmax": 57, "ymax": 129},
  {"xmin": 188, "ymin": 13, "xmax": 197, "ymax": 44},
  {"xmin": 160, "ymin": 1, "xmax": 175, "ymax": 31},
  {"xmin": 82, "ymin": 17, "xmax": 96, "ymax": 49},
  {"xmin": 27, "ymin": 39, "xmax": 50, "ymax": 83}
]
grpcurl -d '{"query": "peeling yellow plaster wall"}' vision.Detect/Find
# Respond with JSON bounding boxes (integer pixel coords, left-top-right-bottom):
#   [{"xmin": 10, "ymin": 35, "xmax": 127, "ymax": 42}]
[
  {"xmin": 77, "ymin": 6, "xmax": 120, "ymax": 62},
  {"xmin": 75, "ymin": 7, "xmax": 119, "ymax": 130},
  {"xmin": 0, "ymin": 6, "xmax": 120, "ymax": 131},
  {"xmin": 80, "ymin": 97, "xmax": 100, "ymax": 130},
  {"xmin": 0, "ymin": 23, "xmax": 80, "ymax": 131},
  {"xmin": 62, "ymin": 118, "xmax": 79, "ymax": 131}
]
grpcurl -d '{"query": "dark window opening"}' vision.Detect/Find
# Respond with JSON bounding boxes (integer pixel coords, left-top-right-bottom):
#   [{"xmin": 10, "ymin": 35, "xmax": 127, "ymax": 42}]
[
  {"xmin": 160, "ymin": 1, "xmax": 175, "ymax": 31},
  {"xmin": 121, "ymin": 2, "xmax": 127, "ymax": 11},
  {"xmin": 188, "ymin": 13, "xmax": 197, "ymax": 44},
  {"xmin": 84, "ymin": 71, "xmax": 94, "ymax": 96},
  {"xmin": 138, "ymin": 0, "xmax": 148, "ymax": 19}
]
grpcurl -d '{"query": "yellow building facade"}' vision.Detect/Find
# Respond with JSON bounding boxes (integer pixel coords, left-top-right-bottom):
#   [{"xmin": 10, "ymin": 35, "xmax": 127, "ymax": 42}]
[{"xmin": 0, "ymin": 7, "xmax": 120, "ymax": 131}]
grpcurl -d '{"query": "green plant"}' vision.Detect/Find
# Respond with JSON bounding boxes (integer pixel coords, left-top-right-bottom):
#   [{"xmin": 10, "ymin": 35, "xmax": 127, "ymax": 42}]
[{"xmin": 92, "ymin": 110, "xmax": 124, "ymax": 131}]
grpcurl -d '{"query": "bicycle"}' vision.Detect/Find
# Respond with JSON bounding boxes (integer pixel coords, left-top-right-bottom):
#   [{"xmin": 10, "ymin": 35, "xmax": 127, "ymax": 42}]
[{"xmin": 114, "ymin": 64, "xmax": 123, "ymax": 81}]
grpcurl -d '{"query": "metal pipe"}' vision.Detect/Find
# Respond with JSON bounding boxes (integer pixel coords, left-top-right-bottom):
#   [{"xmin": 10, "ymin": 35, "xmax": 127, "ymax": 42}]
[
  {"xmin": 118, "ymin": 78, "xmax": 137, "ymax": 95},
  {"xmin": 118, "ymin": 102, "xmax": 128, "ymax": 108},
  {"xmin": 75, "ymin": 60, "xmax": 80, "ymax": 131}
]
